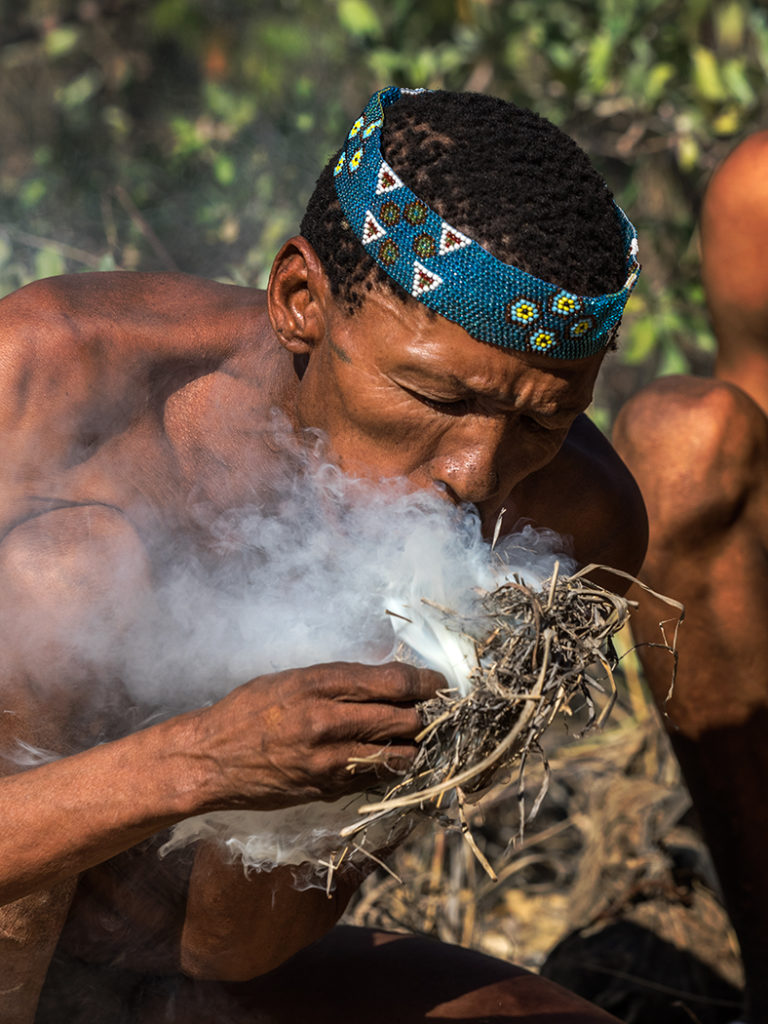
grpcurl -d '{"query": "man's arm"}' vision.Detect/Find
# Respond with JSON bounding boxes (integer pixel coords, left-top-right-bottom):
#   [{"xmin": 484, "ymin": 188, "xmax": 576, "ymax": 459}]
[
  {"xmin": 614, "ymin": 376, "xmax": 768, "ymax": 1019},
  {"xmin": 180, "ymin": 844, "xmax": 364, "ymax": 981},
  {"xmin": 0, "ymin": 503, "xmax": 441, "ymax": 997}
]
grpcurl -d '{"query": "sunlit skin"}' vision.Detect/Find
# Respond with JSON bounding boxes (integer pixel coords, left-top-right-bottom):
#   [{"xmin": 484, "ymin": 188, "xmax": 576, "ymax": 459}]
[
  {"xmin": 614, "ymin": 131, "xmax": 768, "ymax": 1021},
  {"xmin": 0, "ymin": 233, "xmax": 643, "ymax": 1023},
  {"xmin": 271, "ymin": 238, "xmax": 640, "ymax": 573},
  {"xmin": 289, "ymin": 279, "xmax": 602, "ymax": 518}
]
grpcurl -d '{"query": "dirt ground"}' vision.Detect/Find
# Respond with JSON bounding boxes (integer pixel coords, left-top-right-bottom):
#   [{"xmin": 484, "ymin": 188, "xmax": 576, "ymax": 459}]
[{"xmin": 343, "ymin": 627, "xmax": 746, "ymax": 1024}]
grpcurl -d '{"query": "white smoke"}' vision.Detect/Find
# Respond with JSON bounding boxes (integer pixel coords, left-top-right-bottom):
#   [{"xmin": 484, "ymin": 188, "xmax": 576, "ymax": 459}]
[
  {"xmin": 123, "ymin": 449, "xmax": 575, "ymax": 875},
  {"xmin": 5, "ymin": 427, "xmax": 574, "ymax": 877}
]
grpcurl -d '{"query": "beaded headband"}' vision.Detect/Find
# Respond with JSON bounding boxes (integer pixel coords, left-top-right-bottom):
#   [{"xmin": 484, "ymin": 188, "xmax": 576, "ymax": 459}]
[{"xmin": 334, "ymin": 86, "xmax": 640, "ymax": 360}]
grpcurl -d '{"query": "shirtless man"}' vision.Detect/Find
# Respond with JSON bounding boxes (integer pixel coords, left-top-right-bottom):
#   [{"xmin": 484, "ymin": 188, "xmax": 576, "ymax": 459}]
[
  {"xmin": 0, "ymin": 86, "xmax": 645, "ymax": 1023},
  {"xmin": 614, "ymin": 131, "xmax": 768, "ymax": 1022}
]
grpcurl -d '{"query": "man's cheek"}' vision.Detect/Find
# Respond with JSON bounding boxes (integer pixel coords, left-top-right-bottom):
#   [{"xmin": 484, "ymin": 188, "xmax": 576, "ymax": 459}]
[
  {"xmin": 339, "ymin": 392, "xmax": 435, "ymax": 445},
  {"xmin": 519, "ymin": 432, "xmax": 570, "ymax": 479}
]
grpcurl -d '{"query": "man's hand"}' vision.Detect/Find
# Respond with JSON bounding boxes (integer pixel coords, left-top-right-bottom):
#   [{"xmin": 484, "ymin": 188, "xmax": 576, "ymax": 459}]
[
  {"xmin": 189, "ymin": 662, "xmax": 444, "ymax": 811},
  {"xmin": 178, "ymin": 661, "xmax": 442, "ymax": 983}
]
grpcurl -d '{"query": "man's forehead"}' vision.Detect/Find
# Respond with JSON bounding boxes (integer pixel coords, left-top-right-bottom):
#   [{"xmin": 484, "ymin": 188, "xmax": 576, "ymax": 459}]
[
  {"xmin": 347, "ymin": 288, "xmax": 600, "ymax": 377},
  {"xmin": 364, "ymin": 316, "xmax": 601, "ymax": 413}
]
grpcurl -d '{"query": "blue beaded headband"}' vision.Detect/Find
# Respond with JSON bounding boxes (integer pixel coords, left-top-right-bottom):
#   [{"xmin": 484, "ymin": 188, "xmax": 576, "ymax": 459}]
[{"xmin": 334, "ymin": 86, "xmax": 640, "ymax": 360}]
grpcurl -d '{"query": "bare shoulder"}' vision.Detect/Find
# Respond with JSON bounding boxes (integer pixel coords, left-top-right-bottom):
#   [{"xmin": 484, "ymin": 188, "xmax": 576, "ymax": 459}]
[
  {"xmin": 0, "ymin": 273, "xmax": 268, "ymax": 496},
  {"xmin": 613, "ymin": 375, "xmax": 768, "ymax": 538},
  {"xmin": 1, "ymin": 502, "xmax": 152, "ymax": 637},
  {"xmin": 510, "ymin": 413, "xmax": 648, "ymax": 580},
  {"xmin": 0, "ymin": 270, "xmax": 263, "ymax": 330},
  {"xmin": 1, "ymin": 501, "xmax": 150, "ymax": 592},
  {"xmin": 0, "ymin": 272, "xmax": 265, "ymax": 392}
]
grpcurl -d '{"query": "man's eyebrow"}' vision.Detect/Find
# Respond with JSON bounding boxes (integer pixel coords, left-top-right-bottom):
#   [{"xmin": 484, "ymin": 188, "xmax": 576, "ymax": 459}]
[
  {"xmin": 400, "ymin": 374, "xmax": 589, "ymax": 422},
  {"xmin": 390, "ymin": 361, "xmax": 473, "ymax": 389},
  {"xmin": 392, "ymin": 358, "xmax": 591, "ymax": 414},
  {"xmin": 394, "ymin": 368, "xmax": 521, "ymax": 406}
]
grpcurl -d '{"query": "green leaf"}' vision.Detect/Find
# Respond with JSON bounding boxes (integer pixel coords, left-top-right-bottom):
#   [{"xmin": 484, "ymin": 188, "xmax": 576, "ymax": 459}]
[
  {"xmin": 204, "ymin": 83, "xmax": 257, "ymax": 130},
  {"xmin": 170, "ymin": 116, "xmax": 206, "ymax": 157},
  {"xmin": 694, "ymin": 328, "xmax": 717, "ymax": 354},
  {"xmin": 548, "ymin": 41, "xmax": 577, "ymax": 73},
  {"xmin": 691, "ymin": 45, "xmax": 727, "ymax": 102},
  {"xmin": 44, "ymin": 25, "xmax": 80, "ymax": 59},
  {"xmin": 712, "ymin": 104, "xmax": 742, "ymax": 135},
  {"xmin": 623, "ymin": 317, "xmax": 658, "ymax": 365},
  {"xmin": 644, "ymin": 62, "xmax": 675, "ymax": 104},
  {"xmin": 20, "ymin": 179, "xmax": 46, "ymax": 208},
  {"xmin": 295, "ymin": 111, "xmax": 315, "ymax": 133},
  {"xmin": 721, "ymin": 58, "xmax": 755, "ymax": 106},
  {"xmin": 54, "ymin": 71, "xmax": 101, "ymax": 110},
  {"xmin": 213, "ymin": 153, "xmax": 236, "ymax": 187},
  {"xmin": 102, "ymin": 105, "xmax": 132, "ymax": 140},
  {"xmin": 716, "ymin": 0, "xmax": 745, "ymax": 50},
  {"xmin": 657, "ymin": 341, "xmax": 689, "ymax": 376},
  {"xmin": 676, "ymin": 133, "xmax": 700, "ymax": 171},
  {"xmin": 148, "ymin": 0, "xmax": 201, "ymax": 38},
  {"xmin": 586, "ymin": 31, "xmax": 613, "ymax": 92},
  {"xmin": 337, "ymin": 0, "xmax": 383, "ymax": 39}
]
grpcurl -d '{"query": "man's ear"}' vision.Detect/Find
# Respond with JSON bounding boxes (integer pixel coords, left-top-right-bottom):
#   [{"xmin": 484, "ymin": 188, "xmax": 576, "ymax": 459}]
[{"xmin": 267, "ymin": 236, "xmax": 330, "ymax": 355}]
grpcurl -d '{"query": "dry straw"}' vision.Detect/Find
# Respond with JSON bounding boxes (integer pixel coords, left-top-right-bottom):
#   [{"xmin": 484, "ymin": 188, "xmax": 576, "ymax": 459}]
[{"xmin": 323, "ymin": 564, "xmax": 682, "ymax": 894}]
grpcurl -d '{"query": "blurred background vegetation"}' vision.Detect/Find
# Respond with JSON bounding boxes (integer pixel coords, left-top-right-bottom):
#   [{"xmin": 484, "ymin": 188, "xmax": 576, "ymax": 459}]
[{"xmin": 1, "ymin": 0, "xmax": 767, "ymax": 422}]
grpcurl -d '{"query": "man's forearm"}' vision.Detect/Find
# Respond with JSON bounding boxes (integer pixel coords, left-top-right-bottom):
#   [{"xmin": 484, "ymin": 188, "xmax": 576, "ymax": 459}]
[{"xmin": 0, "ymin": 712, "xmax": 208, "ymax": 907}]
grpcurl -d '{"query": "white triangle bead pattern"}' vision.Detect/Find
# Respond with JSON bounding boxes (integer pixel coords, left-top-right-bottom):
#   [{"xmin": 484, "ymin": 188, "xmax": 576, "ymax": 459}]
[
  {"xmin": 375, "ymin": 160, "xmax": 404, "ymax": 195},
  {"xmin": 412, "ymin": 259, "xmax": 443, "ymax": 297},
  {"xmin": 439, "ymin": 222, "xmax": 473, "ymax": 255},
  {"xmin": 362, "ymin": 211, "xmax": 386, "ymax": 244}
]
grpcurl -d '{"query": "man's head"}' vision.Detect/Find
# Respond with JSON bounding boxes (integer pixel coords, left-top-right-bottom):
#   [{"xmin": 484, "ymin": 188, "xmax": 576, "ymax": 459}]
[
  {"xmin": 301, "ymin": 88, "xmax": 634, "ymax": 338},
  {"xmin": 701, "ymin": 131, "xmax": 768, "ymax": 357},
  {"xmin": 268, "ymin": 88, "xmax": 634, "ymax": 518}
]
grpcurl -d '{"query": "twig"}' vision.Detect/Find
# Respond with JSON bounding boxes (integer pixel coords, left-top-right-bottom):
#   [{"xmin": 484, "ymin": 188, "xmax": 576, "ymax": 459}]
[
  {"xmin": 112, "ymin": 185, "xmax": 179, "ymax": 271},
  {"xmin": 0, "ymin": 225, "xmax": 109, "ymax": 268}
]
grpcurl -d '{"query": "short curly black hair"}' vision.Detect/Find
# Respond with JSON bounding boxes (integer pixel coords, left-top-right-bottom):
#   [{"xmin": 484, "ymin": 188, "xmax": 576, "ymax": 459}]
[{"xmin": 301, "ymin": 90, "xmax": 627, "ymax": 316}]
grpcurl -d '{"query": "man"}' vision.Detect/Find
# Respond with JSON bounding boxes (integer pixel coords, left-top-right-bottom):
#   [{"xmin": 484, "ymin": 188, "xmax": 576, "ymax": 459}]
[
  {"xmin": 0, "ymin": 86, "xmax": 645, "ymax": 1022},
  {"xmin": 614, "ymin": 131, "xmax": 768, "ymax": 1022}
]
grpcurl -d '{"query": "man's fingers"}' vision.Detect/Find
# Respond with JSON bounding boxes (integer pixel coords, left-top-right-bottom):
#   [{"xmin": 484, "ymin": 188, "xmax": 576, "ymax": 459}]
[
  {"xmin": 344, "ymin": 741, "xmax": 420, "ymax": 781},
  {"xmin": 321, "ymin": 701, "xmax": 424, "ymax": 744},
  {"xmin": 316, "ymin": 662, "xmax": 446, "ymax": 704}
]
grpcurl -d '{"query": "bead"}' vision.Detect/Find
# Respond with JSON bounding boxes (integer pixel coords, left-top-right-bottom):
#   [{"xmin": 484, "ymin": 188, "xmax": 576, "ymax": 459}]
[{"xmin": 334, "ymin": 86, "xmax": 641, "ymax": 360}]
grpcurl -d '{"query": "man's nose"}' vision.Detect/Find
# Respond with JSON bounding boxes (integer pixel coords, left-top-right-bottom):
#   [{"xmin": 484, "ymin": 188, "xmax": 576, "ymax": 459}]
[{"xmin": 428, "ymin": 419, "xmax": 509, "ymax": 506}]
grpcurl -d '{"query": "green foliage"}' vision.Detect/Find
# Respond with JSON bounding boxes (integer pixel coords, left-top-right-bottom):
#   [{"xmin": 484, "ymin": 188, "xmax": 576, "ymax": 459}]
[{"xmin": 1, "ymin": 0, "xmax": 767, "ymax": 418}]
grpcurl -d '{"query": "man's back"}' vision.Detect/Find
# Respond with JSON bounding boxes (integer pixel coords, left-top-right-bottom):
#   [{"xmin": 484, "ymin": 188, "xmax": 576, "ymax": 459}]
[
  {"xmin": 0, "ymin": 272, "xmax": 275, "ymax": 537},
  {"xmin": 614, "ymin": 131, "xmax": 768, "ymax": 1019}
]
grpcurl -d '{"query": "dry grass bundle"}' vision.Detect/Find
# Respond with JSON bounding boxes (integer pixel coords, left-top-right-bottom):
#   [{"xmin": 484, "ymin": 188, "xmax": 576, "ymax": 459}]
[
  {"xmin": 330, "ymin": 563, "xmax": 671, "ymax": 889},
  {"xmin": 343, "ymin": 678, "xmax": 745, "ymax": 1022}
]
